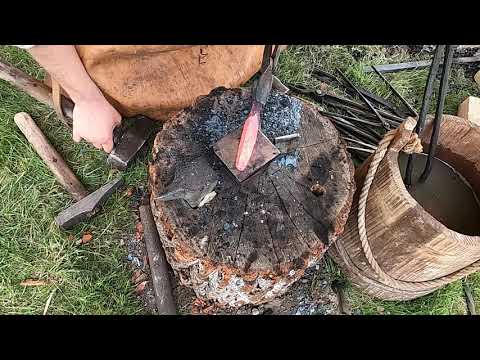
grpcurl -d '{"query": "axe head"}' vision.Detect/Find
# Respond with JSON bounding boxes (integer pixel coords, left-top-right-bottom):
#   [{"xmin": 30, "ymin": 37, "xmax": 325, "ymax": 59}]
[{"xmin": 108, "ymin": 115, "xmax": 158, "ymax": 170}]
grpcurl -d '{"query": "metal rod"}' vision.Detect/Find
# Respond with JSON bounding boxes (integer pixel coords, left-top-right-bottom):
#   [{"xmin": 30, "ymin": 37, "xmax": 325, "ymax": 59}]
[
  {"xmin": 372, "ymin": 65, "xmax": 418, "ymax": 117},
  {"xmin": 312, "ymin": 69, "xmax": 402, "ymax": 115},
  {"xmin": 419, "ymin": 45, "xmax": 455, "ymax": 183},
  {"xmin": 274, "ymin": 133, "xmax": 300, "ymax": 143},
  {"xmin": 346, "ymin": 146, "xmax": 375, "ymax": 153},
  {"xmin": 336, "ymin": 68, "xmax": 390, "ymax": 130},
  {"xmin": 404, "ymin": 45, "xmax": 445, "ymax": 187},
  {"xmin": 343, "ymin": 137, "xmax": 377, "ymax": 149},
  {"xmin": 318, "ymin": 109, "xmax": 382, "ymax": 127},
  {"xmin": 364, "ymin": 55, "xmax": 480, "ymax": 73},
  {"xmin": 324, "ymin": 94, "xmax": 405, "ymax": 123},
  {"xmin": 329, "ymin": 112, "xmax": 384, "ymax": 140},
  {"xmin": 331, "ymin": 117, "xmax": 380, "ymax": 144}
]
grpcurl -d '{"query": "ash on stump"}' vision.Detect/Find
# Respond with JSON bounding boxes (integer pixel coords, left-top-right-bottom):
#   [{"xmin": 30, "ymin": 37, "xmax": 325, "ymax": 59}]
[{"xmin": 149, "ymin": 87, "xmax": 355, "ymax": 307}]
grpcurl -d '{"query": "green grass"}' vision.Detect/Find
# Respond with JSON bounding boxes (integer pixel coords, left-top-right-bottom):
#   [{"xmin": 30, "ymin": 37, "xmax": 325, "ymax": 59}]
[
  {"xmin": 277, "ymin": 45, "xmax": 480, "ymax": 315},
  {"xmin": 0, "ymin": 46, "xmax": 147, "ymax": 314}
]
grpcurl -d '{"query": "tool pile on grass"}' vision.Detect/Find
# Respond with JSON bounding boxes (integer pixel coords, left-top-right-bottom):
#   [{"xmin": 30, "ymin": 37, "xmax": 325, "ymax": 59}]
[
  {"xmin": 2, "ymin": 60, "xmax": 177, "ymax": 315},
  {"xmin": 286, "ymin": 69, "xmax": 414, "ymax": 163}
]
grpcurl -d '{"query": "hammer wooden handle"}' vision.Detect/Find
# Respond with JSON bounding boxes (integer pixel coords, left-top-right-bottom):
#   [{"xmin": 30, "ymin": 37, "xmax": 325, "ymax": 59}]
[
  {"xmin": 0, "ymin": 59, "xmax": 74, "ymax": 125},
  {"xmin": 14, "ymin": 112, "xmax": 88, "ymax": 201}
]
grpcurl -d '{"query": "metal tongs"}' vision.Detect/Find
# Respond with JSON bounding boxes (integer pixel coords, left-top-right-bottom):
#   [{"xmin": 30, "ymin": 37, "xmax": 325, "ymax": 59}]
[
  {"xmin": 235, "ymin": 45, "xmax": 278, "ymax": 171},
  {"xmin": 404, "ymin": 45, "xmax": 456, "ymax": 186}
]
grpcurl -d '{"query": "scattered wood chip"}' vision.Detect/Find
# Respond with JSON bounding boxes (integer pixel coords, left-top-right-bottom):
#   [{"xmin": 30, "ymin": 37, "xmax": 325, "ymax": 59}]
[
  {"xmin": 131, "ymin": 270, "xmax": 147, "ymax": 285},
  {"xmin": 43, "ymin": 289, "xmax": 56, "ymax": 315},
  {"xmin": 131, "ymin": 270, "xmax": 143, "ymax": 283},
  {"xmin": 134, "ymin": 273, "xmax": 147, "ymax": 285},
  {"xmin": 124, "ymin": 187, "xmax": 135, "ymax": 197},
  {"xmin": 191, "ymin": 298, "xmax": 217, "ymax": 315},
  {"xmin": 191, "ymin": 298, "xmax": 207, "ymax": 314},
  {"xmin": 20, "ymin": 279, "xmax": 49, "ymax": 287},
  {"xmin": 135, "ymin": 222, "xmax": 144, "ymax": 241},
  {"xmin": 135, "ymin": 280, "xmax": 148, "ymax": 296},
  {"xmin": 81, "ymin": 233, "xmax": 93, "ymax": 244},
  {"xmin": 67, "ymin": 235, "xmax": 75, "ymax": 241}
]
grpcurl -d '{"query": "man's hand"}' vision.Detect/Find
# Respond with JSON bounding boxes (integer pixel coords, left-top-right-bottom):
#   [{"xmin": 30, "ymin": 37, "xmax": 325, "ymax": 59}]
[
  {"xmin": 26, "ymin": 45, "xmax": 122, "ymax": 153},
  {"xmin": 72, "ymin": 98, "xmax": 122, "ymax": 153}
]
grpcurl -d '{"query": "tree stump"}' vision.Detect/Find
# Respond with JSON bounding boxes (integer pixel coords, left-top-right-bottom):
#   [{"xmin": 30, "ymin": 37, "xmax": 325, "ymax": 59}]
[{"xmin": 149, "ymin": 87, "xmax": 355, "ymax": 307}]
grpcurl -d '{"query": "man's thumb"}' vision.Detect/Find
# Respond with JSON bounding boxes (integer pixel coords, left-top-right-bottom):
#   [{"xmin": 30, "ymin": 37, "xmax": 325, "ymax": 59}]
[
  {"xmin": 72, "ymin": 129, "xmax": 82, "ymax": 143},
  {"xmin": 102, "ymin": 138, "xmax": 114, "ymax": 153}
]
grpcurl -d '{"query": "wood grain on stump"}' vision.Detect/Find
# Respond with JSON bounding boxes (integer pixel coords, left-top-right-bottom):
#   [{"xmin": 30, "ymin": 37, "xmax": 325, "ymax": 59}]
[{"xmin": 149, "ymin": 87, "xmax": 355, "ymax": 307}]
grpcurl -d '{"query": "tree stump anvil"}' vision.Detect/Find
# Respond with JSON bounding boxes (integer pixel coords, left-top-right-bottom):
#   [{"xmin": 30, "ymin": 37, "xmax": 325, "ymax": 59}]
[{"xmin": 149, "ymin": 87, "xmax": 355, "ymax": 307}]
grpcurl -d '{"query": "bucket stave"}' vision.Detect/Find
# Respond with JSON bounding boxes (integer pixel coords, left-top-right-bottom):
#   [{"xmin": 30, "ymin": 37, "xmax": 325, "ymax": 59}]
[{"xmin": 330, "ymin": 115, "xmax": 480, "ymax": 300}]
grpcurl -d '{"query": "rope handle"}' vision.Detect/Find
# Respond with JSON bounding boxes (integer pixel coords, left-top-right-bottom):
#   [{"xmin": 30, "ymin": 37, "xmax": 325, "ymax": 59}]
[{"xmin": 357, "ymin": 117, "xmax": 480, "ymax": 291}]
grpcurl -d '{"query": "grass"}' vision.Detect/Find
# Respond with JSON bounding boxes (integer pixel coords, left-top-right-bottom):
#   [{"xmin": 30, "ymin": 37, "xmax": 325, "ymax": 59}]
[
  {"xmin": 1, "ymin": 45, "xmax": 479, "ymax": 315},
  {"xmin": 277, "ymin": 45, "xmax": 480, "ymax": 315},
  {"xmin": 0, "ymin": 45, "xmax": 148, "ymax": 314}
]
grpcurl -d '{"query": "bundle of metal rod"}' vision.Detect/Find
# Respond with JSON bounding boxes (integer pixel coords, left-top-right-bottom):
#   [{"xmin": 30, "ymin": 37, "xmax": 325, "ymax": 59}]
[
  {"xmin": 312, "ymin": 69, "xmax": 408, "ymax": 118},
  {"xmin": 404, "ymin": 45, "xmax": 455, "ymax": 186},
  {"xmin": 286, "ymin": 78, "xmax": 409, "ymax": 160},
  {"xmin": 287, "ymin": 83, "xmax": 405, "ymax": 123}
]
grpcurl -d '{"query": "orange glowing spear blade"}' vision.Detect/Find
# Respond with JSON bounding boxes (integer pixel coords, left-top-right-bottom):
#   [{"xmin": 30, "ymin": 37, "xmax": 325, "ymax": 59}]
[
  {"xmin": 235, "ymin": 102, "xmax": 261, "ymax": 171},
  {"xmin": 235, "ymin": 60, "xmax": 273, "ymax": 172}
]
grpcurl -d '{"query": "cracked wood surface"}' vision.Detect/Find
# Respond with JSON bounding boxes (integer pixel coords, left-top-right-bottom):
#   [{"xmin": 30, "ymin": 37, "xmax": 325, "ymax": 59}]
[{"xmin": 149, "ymin": 87, "xmax": 355, "ymax": 306}]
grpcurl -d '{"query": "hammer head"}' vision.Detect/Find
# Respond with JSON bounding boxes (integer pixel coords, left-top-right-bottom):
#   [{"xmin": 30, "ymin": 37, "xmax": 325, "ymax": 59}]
[
  {"xmin": 55, "ymin": 177, "xmax": 124, "ymax": 230},
  {"xmin": 108, "ymin": 115, "xmax": 158, "ymax": 170}
]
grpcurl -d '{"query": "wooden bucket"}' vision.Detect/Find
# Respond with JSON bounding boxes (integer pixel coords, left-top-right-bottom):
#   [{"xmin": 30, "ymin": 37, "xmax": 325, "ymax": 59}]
[{"xmin": 330, "ymin": 116, "xmax": 480, "ymax": 300}]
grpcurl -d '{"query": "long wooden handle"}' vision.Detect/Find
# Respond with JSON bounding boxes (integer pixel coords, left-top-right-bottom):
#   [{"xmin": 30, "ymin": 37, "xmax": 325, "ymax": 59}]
[
  {"xmin": 0, "ymin": 59, "xmax": 74, "ymax": 125},
  {"xmin": 14, "ymin": 112, "xmax": 88, "ymax": 201}
]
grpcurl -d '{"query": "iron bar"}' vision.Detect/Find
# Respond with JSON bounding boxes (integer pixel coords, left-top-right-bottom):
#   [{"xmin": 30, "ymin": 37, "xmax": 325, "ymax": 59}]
[
  {"xmin": 336, "ymin": 68, "xmax": 390, "ymax": 130},
  {"xmin": 372, "ymin": 65, "xmax": 418, "ymax": 117},
  {"xmin": 404, "ymin": 45, "xmax": 445, "ymax": 187},
  {"xmin": 419, "ymin": 45, "xmax": 455, "ymax": 182}
]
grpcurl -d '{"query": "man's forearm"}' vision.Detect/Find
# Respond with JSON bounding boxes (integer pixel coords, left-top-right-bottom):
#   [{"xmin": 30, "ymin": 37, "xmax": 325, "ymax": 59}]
[
  {"xmin": 28, "ymin": 45, "xmax": 104, "ymax": 104},
  {"xmin": 25, "ymin": 45, "xmax": 121, "ymax": 152}
]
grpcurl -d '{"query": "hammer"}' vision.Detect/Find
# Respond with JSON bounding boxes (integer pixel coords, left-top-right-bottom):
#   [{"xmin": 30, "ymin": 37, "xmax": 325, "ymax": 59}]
[
  {"xmin": 14, "ymin": 112, "xmax": 124, "ymax": 230},
  {"xmin": 0, "ymin": 59, "xmax": 157, "ymax": 170}
]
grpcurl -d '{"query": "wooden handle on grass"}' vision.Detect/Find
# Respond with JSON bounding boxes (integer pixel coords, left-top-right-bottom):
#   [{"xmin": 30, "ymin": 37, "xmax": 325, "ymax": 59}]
[
  {"xmin": 0, "ymin": 59, "xmax": 73, "ymax": 126},
  {"xmin": 14, "ymin": 112, "xmax": 88, "ymax": 201}
]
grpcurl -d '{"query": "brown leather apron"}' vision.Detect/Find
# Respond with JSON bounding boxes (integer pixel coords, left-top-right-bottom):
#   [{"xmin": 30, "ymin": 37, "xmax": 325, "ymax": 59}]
[{"xmin": 72, "ymin": 45, "xmax": 265, "ymax": 121}]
